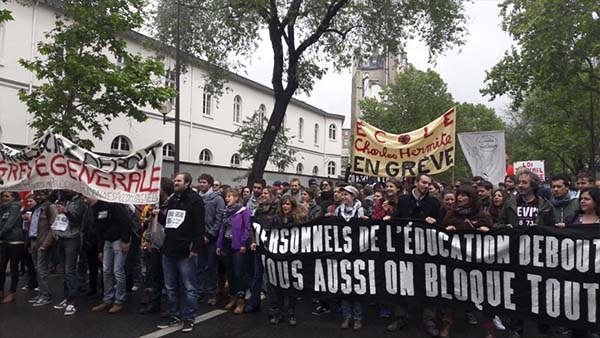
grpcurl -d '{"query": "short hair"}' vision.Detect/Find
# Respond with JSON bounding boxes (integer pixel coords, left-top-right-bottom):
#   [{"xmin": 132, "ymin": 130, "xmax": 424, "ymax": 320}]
[
  {"xmin": 161, "ymin": 177, "xmax": 175, "ymax": 196},
  {"xmin": 577, "ymin": 172, "xmax": 593, "ymax": 183},
  {"xmin": 174, "ymin": 172, "xmax": 192, "ymax": 185},
  {"xmin": 198, "ymin": 173, "xmax": 214, "ymax": 185},
  {"xmin": 551, "ymin": 173, "xmax": 571, "ymax": 186},
  {"xmin": 290, "ymin": 178, "xmax": 301, "ymax": 185},
  {"xmin": 472, "ymin": 176, "xmax": 484, "ymax": 182},
  {"xmin": 504, "ymin": 175, "xmax": 516, "ymax": 183},
  {"xmin": 363, "ymin": 185, "xmax": 374, "ymax": 196},
  {"xmin": 517, "ymin": 169, "xmax": 541, "ymax": 195},
  {"xmin": 253, "ymin": 178, "xmax": 266, "ymax": 188},
  {"xmin": 477, "ymin": 180, "xmax": 493, "ymax": 191},
  {"xmin": 417, "ymin": 174, "xmax": 433, "ymax": 182}
]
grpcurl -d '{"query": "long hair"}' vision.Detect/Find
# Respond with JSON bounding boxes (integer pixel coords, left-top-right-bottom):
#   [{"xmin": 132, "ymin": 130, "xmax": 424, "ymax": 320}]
[
  {"xmin": 580, "ymin": 187, "xmax": 600, "ymax": 217},
  {"xmin": 277, "ymin": 195, "xmax": 307, "ymax": 225}
]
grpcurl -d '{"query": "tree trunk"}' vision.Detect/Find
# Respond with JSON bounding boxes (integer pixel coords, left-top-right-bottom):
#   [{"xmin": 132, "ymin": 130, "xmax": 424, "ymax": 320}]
[{"xmin": 246, "ymin": 88, "xmax": 296, "ymax": 186}]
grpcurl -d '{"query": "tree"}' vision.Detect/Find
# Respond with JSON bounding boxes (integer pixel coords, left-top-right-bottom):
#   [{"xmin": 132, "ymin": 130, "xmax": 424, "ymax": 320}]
[
  {"xmin": 482, "ymin": 1, "xmax": 600, "ymax": 173},
  {"xmin": 360, "ymin": 66, "xmax": 505, "ymax": 181},
  {"xmin": 18, "ymin": 0, "xmax": 175, "ymax": 148},
  {"xmin": 1, "ymin": 0, "xmax": 12, "ymax": 24},
  {"xmin": 152, "ymin": 0, "xmax": 468, "ymax": 185},
  {"xmin": 234, "ymin": 111, "xmax": 297, "ymax": 175}
]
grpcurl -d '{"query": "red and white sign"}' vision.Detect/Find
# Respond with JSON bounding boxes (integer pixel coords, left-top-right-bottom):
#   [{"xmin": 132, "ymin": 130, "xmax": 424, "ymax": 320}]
[
  {"xmin": 0, "ymin": 131, "xmax": 163, "ymax": 204},
  {"xmin": 513, "ymin": 160, "xmax": 545, "ymax": 181}
]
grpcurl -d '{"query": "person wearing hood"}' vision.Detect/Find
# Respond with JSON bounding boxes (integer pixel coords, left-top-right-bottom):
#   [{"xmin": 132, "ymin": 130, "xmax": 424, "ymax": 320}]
[
  {"xmin": 196, "ymin": 173, "xmax": 225, "ymax": 306},
  {"xmin": 0, "ymin": 191, "xmax": 24, "ymax": 303},
  {"xmin": 549, "ymin": 173, "xmax": 579, "ymax": 228},
  {"xmin": 334, "ymin": 185, "xmax": 366, "ymax": 331}
]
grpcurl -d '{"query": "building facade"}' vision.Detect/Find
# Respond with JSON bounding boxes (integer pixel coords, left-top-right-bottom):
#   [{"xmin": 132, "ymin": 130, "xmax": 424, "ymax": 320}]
[{"xmin": 0, "ymin": 2, "xmax": 345, "ymax": 186}]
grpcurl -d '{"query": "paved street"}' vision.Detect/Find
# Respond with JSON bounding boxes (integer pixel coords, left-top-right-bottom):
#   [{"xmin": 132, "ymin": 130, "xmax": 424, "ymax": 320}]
[{"xmin": 0, "ymin": 275, "xmax": 542, "ymax": 338}]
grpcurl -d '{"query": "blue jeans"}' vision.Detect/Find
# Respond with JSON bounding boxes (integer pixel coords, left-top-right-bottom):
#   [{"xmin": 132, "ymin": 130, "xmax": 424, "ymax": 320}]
[
  {"xmin": 221, "ymin": 247, "xmax": 247, "ymax": 296},
  {"xmin": 341, "ymin": 300, "xmax": 363, "ymax": 320},
  {"xmin": 103, "ymin": 240, "xmax": 128, "ymax": 304},
  {"xmin": 57, "ymin": 237, "xmax": 80, "ymax": 303},
  {"xmin": 162, "ymin": 254, "xmax": 199, "ymax": 321},
  {"xmin": 197, "ymin": 239, "xmax": 217, "ymax": 299}
]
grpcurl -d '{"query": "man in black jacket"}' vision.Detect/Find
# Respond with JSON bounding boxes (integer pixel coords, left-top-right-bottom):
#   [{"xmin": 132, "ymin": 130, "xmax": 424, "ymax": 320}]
[
  {"xmin": 156, "ymin": 172, "xmax": 205, "ymax": 333},
  {"xmin": 86, "ymin": 197, "xmax": 132, "ymax": 314},
  {"xmin": 389, "ymin": 174, "xmax": 441, "ymax": 337}
]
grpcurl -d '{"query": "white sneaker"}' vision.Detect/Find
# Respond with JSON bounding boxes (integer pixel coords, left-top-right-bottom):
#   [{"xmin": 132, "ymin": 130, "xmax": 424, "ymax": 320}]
[
  {"xmin": 53, "ymin": 299, "xmax": 68, "ymax": 310},
  {"xmin": 493, "ymin": 315, "xmax": 506, "ymax": 331},
  {"xmin": 33, "ymin": 298, "xmax": 53, "ymax": 307},
  {"xmin": 28, "ymin": 295, "xmax": 41, "ymax": 304},
  {"xmin": 64, "ymin": 304, "xmax": 77, "ymax": 316}
]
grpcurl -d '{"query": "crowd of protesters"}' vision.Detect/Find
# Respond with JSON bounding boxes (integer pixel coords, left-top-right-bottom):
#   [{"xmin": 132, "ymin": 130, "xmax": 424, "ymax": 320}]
[{"xmin": 1, "ymin": 169, "xmax": 600, "ymax": 337}]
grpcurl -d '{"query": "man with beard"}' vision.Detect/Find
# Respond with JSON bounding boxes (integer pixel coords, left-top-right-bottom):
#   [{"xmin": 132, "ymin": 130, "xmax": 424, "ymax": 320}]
[
  {"xmin": 496, "ymin": 169, "xmax": 555, "ymax": 338},
  {"xmin": 246, "ymin": 178, "xmax": 266, "ymax": 215},
  {"xmin": 156, "ymin": 172, "xmax": 205, "ymax": 333},
  {"xmin": 284, "ymin": 178, "xmax": 302, "ymax": 202},
  {"xmin": 389, "ymin": 174, "xmax": 441, "ymax": 336},
  {"xmin": 196, "ymin": 173, "xmax": 225, "ymax": 306}
]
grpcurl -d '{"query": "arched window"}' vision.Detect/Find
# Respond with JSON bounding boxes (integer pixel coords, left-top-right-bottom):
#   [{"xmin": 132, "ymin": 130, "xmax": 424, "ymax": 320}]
[
  {"xmin": 230, "ymin": 153, "xmax": 241, "ymax": 167},
  {"xmin": 258, "ymin": 104, "xmax": 267, "ymax": 129},
  {"xmin": 233, "ymin": 95, "xmax": 242, "ymax": 123},
  {"xmin": 314, "ymin": 123, "xmax": 319, "ymax": 145},
  {"xmin": 202, "ymin": 86, "xmax": 212, "ymax": 116},
  {"xmin": 312, "ymin": 166, "xmax": 319, "ymax": 176},
  {"xmin": 327, "ymin": 161, "xmax": 336, "ymax": 176},
  {"xmin": 162, "ymin": 143, "xmax": 175, "ymax": 159},
  {"xmin": 328, "ymin": 124, "xmax": 337, "ymax": 140},
  {"xmin": 110, "ymin": 135, "xmax": 131, "ymax": 154},
  {"xmin": 296, "ymin": 163, "xmax": 303, "ymax": 175},
  {"xmin": 298, "ymin": 118, "xmax": 304, "ymax": 140},
  {"xmin": 199, "ymin": 149, "xmax": 212, "ymax": 163}
]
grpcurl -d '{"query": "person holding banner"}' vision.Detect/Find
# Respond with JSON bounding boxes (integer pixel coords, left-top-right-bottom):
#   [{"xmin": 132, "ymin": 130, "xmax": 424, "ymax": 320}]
[
  {"xmin": 390, "ymin": 174, "xmax": 441, "ymax": 337},
  {"xmin": 495, "ymin": 169, "xmax": 555, "ymax": 338},
  {"xmin": 442, "ymin": 184, "xmax": 494, "ymax": 338},
  {"xmin": 334, "ymin": 185, "xmax": 367, "ymax": 331},
  {"xmin": 0, "ymin": 191, "xmax": 25, "ymax": 304},
  {"xmin": 572, "ymin": 187, "xmax": 600, "ymax": 225},
  {"xmin": 267, "ymin": 195, "xmax": 308, "ymax": 326}
]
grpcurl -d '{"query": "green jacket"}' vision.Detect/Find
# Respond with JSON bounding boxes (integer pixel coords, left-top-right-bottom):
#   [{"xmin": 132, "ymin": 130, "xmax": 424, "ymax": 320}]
[
  {"xmin": 494, "ymin": 194, "xmax": 555, "ymax": 228},
  {"xmin": 0, "ymin": 201, "xmax": 24, "ymax": 242},
  {"xmin": 549, "ymin": 197, "xmax": 580, "ymax": 225}
]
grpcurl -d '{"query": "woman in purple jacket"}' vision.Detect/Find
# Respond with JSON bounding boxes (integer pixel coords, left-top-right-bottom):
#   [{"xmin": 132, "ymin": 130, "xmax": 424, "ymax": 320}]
[{"xmin": 216, "ymin": 190, "xmax": 252, "ymax": 315}]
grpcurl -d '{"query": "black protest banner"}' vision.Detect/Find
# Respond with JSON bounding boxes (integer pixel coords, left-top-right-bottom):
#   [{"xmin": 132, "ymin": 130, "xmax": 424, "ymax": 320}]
[{"xmin": 254, "ymin": 217, "xmax": 600, "ymax": 328}]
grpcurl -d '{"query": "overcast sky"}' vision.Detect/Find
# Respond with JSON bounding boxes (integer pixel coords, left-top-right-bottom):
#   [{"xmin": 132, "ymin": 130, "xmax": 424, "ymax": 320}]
[{"xmin": 240, "ymin": 1, "xmax": 515, "ymax": 128}]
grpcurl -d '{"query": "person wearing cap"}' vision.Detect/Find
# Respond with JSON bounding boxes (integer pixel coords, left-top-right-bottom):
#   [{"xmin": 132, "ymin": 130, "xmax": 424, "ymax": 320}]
[
  {"xmin": 334, "ymin": 184, "xmax": 366, "ymax": 331},
  {"xmin": 281, "ymin": 182, "xmax": 290, "ymax": 195},
  {"xmin": 272, "ymin": 180, "xmax": 282, "ymax": 193}
]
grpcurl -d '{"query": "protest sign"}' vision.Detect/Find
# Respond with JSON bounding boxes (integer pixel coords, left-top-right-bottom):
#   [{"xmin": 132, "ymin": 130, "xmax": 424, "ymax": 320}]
[
  {"xmin": 351, "ymin": 108, "xmax": 456, "ymax": 178},
  {"xmin": 0, "ymin": 131, "xmax": 162, "ymax": 204},
  {"xmin": 257, "ymin": 217, "xmax": 600, "ymax": 328}
]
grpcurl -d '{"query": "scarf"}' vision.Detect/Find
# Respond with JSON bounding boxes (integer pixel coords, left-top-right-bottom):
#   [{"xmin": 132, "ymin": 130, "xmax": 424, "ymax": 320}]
[
  {"xmin": 222, "ymin": 203, "xmax": 243, "ymax": 239},
  {"xmin": 455, "ymin": 204, "xmax": 473, "ymax": 216},
  {"xmin": 337, "ymin": 200, "xmax": 363, "ymax": 221},
  {"xmin": 198, "ymin": 188, "xmax": 213, "ymax": 198},
  {"xmin": 550, "ymin": 195, "xmax": 573, "ymax": 208}
]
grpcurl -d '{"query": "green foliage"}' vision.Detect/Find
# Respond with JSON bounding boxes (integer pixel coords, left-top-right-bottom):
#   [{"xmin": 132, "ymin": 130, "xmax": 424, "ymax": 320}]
[
  {"xmin": 233, "ymin": 111, "xmax": 297, "ymax": 171},
  {"xmin": 18, "ymin": 0, "xmax": 176, "ymax": 147},
  {"xmin": 482, "ymin": 0, "xmax": 600, "ymax": 108},
  {"xmin": 360, "ymin": 66, "xmax": 505, "ymax": 182},
  {"xmin": 152, "ymin": 0, "xmax": 468, "ymax": 185}
]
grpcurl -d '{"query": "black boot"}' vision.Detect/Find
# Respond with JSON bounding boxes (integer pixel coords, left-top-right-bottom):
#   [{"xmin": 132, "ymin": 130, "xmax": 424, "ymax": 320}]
[{"xmin": 138, "ymin": 303, "xmax": 160, "ymax": 315}]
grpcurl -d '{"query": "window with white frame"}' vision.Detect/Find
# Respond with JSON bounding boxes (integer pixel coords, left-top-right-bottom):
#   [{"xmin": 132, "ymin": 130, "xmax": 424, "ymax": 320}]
[
  {"xmin": 258, "ymin": 104, "xmax": 267, "ymax": 128},
  {"xmin": 230, "ymin": 153, "xmax": 241, "ymax": 167},
  {"xmin": 314, "ymin": 123, "xmax": 319, "ymax": 145},
  {"xmin": 165, "ymin": 69, "xmax": 176, "ymax": 105},
  {"xmin": 328, "ymin": 124, "xmax": 337, "ymax": 140},
  {"xmin": 327, "ymin": 161, "xmax": 336, "ymax": 176},
  {"xmin": 296, "ymin": 163, "xmax": 303, "ymax": 175},
  {"xmin": 298, "ymin": 118, "xmax": 304, "ymax": 140},
  {"xmin": 312, "ymin": 166, "xmax": 319, "ymax": 176},
  {"xmin": 0, "ymin": 22, "xmax": 6, "ymax": 66},
  {"xmin": 199, "ymin": 149, "xmax": 212, "ymax": 163},
  {"xmin": 110, "ymin": 136, "xmax": 132, "ymax": 155},
  {"xmin": 233, "ymin": 95, "xmax": 242, "ymax": 123},
  {"xmin": 116, "ymin": 54, "xmax": 125, "ymax": 67},
  {"xmin": 162, "ymin": 143, "xmax": 175, "ymax": 159},
  {"xmin": 202, "ymin": 87, "xmax": 212, "ymax": 116}
]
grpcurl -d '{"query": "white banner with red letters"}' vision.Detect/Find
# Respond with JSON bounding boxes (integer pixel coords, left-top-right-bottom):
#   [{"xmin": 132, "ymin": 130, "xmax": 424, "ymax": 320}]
[
  {"xmin": 0, "ymin": 131, "xmax": 162, "ymax": 204},
  {"xmin": 513, "ymin": 160, "xmax": 546, "ymax": 181}
]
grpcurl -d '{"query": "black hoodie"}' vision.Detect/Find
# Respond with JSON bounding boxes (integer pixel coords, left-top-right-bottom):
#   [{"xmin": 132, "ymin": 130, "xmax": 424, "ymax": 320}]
[{"xmin": 159, "ymin": 187, "xmax": 205, "ymax": 257}]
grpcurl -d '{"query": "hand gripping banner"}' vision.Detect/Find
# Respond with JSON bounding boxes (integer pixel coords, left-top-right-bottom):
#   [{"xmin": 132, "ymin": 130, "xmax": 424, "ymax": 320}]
[
  {"xmin": 255, "ymin": 217, "xmax": 600, "ymax": 329},
  {"xmin": 0, "ymin": 131, "xmax": 163, "ymax": 204}
]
